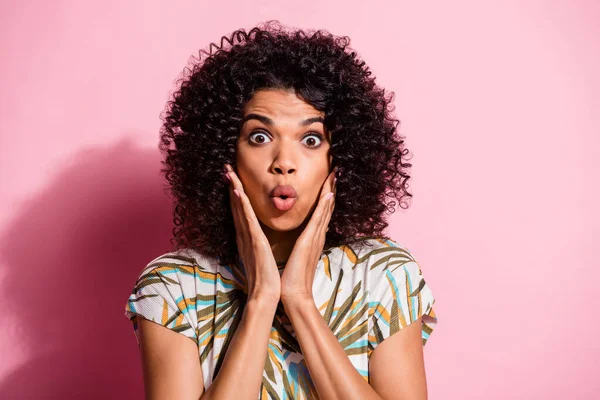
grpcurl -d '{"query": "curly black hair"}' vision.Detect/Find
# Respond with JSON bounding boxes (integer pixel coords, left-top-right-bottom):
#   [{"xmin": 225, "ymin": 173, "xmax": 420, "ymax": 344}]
[{"xmin": 159, "ymin": 20, "xmax": 413, "ymax": 266}]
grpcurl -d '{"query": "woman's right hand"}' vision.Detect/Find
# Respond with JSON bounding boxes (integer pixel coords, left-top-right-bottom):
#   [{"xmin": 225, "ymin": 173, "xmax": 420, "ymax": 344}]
[{"xmin": 225, "ymin": 164, "xmax": 281, "ymax": 306}]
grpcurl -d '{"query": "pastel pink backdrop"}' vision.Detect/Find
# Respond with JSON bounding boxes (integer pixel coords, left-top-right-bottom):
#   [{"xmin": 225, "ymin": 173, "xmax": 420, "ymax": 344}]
[{"xmin": 1, "ymin": 1, "xmax": 598, "ymax": 399}]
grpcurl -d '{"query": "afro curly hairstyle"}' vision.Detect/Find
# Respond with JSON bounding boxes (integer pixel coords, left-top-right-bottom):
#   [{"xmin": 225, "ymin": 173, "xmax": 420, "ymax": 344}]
[{"xmin": 159, "ymin": 20, "xmax": 414, "ymax": 266}]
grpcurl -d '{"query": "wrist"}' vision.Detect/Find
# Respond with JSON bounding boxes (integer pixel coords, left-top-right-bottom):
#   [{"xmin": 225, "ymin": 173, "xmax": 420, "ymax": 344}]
[
  {"xmin": 280, "ymin": 294, "xmax": 314, "ymax": 308},
  {"xmin": 246, "ymin": 293, "xmax": 280, "ymax": 311}
]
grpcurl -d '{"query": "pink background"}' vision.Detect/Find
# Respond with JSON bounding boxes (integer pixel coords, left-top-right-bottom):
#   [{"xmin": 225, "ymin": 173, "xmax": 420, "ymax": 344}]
[{"xmin": 1, "ymin": 1, "xmax": 598, "ymax": 398}]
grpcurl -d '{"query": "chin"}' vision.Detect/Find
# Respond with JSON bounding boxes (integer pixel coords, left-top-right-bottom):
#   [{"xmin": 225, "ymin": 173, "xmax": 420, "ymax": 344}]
[
  {"xmin": 260, "ymin": 215, "xmax": 303, "ymax": 232},
  {"xmin": 253, "ymin": 198, "xmax": 313, "ymax": 233}
]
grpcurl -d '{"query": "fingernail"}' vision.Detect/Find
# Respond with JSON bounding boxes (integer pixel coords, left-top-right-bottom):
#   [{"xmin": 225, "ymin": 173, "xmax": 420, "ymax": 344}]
[
  {"xmin": 325, "ymin": 192, "xmax": 334, "ymax": 200},
  {"xmin": 333, "ymin": 177, "xmax": 337, "ymax": 185},
  {"xmin": 225, "ymin": 172, "xmax": 231, "ymax": 182},
  {"xmin": 234, "ymin": 189, "xmax": 241, "ymax": 198}
]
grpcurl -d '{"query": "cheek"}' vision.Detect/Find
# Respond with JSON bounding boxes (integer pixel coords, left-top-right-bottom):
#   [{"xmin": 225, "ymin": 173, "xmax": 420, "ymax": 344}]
[
  {"xmin": 236, "ymin": 165, "xmax": 266, "ymax": 208},
  {"xmin": 238, "ymin": 170, "xmax": 260, "ymax": 199},
  {"xmin": 235, "ymin": 151, "xmax": 256, "ymax": 182},
  {"xmin": 302, "ymin": 172, "xmax": 327, "ymax": 203}
]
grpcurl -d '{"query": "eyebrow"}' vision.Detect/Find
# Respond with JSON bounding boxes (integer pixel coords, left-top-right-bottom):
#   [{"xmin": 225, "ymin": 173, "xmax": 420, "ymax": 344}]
[{"xmin": 240, "ymin": 113, "xmax": 324, "ymax": 127}]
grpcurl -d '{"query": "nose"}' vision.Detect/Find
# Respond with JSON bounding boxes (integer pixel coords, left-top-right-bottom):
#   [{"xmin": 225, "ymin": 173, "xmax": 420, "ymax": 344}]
[
  {"xmin": 271, "ymin": 158, "xmax": 296, "ymax": 175},
  {"xmin": 269, "ymin": 141, "xmax": 296, "ymax": 175},
  {"xmin": 273, "ymin": 165, "xmax": 296, "ymax": 175}
]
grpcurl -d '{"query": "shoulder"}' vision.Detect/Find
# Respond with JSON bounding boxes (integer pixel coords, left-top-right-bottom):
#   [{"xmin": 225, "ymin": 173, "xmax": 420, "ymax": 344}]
[
  {"xmin": 125, "ymin": 248, "xmax": 224, "ymax": 342},
  {"xmin": 331, "ymin": 235, "xmax": 417, "ymax": 269},
  {"xmin": 354, "ymin": 237, "xmax": 438, "ymax": 347},
  {"xmin": 325, "ymin": 235, "xmax": 423, "ymax": 289},
  {"xmin": 128, "ymin": 247, "xmax": 226, "ymax": 306},
  {"xmin": 338, "ymin": 236, "xmax": 429, "ymax": 302},
  {"xmin": 355, "ymin": 235, "xmax": 424, "ymax": 284},
  {"xmin": 135, "ymin": 247, "xmax": 220, "ymax": 281}
]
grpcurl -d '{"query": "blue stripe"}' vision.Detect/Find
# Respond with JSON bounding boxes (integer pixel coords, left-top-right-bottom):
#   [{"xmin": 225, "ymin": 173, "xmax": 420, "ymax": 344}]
[
  {"xmin": 268, "ymin": 343, "xmax": 284, "ymax": 358},
  {"xmin": 157, "ymin": 268, "xmax": 194, "ymax": 276},
  {"xmin": 345, "ymin": 339, "xmax": 369, "ymax": 350}
]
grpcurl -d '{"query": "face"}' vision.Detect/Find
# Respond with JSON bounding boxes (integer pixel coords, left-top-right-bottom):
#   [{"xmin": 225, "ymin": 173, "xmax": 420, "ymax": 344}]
[{"xmin": 235, "ymin": 88, "xmax": 333, "ymax": 233}]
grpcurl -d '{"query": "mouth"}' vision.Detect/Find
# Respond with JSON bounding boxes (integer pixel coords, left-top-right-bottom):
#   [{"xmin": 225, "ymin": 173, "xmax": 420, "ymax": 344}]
[
  {"xmin": 270, "ymin": 196, "xmax": 297, "ymax": 211},
  {"xmin": 269, "ymin": 185, "xmax": 298, "ymax": 211}
]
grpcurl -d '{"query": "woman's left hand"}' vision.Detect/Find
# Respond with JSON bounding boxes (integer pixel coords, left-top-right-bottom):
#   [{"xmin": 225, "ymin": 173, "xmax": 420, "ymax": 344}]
[{"xmin": 280, "ymin": 167, "xmax": 337, "ymax": 304}]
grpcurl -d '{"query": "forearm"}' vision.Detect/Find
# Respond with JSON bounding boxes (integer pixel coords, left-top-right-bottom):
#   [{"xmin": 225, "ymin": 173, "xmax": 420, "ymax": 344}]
[
  {"xmin": 282, "ymin": 297, "xmax": 383, "ymax": 400},
  {"xmin": 201, "ymin": 297, "xmax": 277, "ymax": 400}
]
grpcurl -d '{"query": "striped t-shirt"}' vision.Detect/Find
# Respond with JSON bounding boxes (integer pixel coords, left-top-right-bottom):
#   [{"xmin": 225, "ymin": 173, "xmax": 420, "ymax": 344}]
[{"xmin": 124, "ymin": 236, "xmax": 438, "ymax": 399}]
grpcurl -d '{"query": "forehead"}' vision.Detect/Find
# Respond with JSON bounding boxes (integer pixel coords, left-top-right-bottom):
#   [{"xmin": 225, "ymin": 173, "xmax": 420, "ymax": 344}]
[{"xmin": 242, "ymin": 89, "xmax": 324, "ymax": 120}]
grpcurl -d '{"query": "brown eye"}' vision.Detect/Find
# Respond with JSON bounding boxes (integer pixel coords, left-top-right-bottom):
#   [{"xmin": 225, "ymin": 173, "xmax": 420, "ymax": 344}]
[
  {"xmin": 248, "ymin": 131, "xmax": 271, "ymax": 145},
  {"xmin": 301, "ymin": 133, "xmax": 323, "ymax": 148}
]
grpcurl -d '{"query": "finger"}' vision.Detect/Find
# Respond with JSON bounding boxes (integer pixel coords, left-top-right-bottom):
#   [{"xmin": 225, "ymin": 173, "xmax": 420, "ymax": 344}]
[
  {"xmin": 234, "ymin": 194, "xmax": 251, "ymax": 245},
  {"xmin": 225, "ymin": 165, "xmax": 267, "ymax": 247},
  {"xmin": 228, "ymin": 176, "xmax": 248, "ymax": 247},
  {"xmin": 319, "ymin": 190, "xmax": 336, "ymax": 238},
  {"xmin": 226, "ymin": 165, "xmax": 252, "ymax": 246},
  {"xmin": 232, "ymin": 184, "xmax": 264, "ymax": 241},
  {"xmin": 226, "ymin": 164, "xmax": 246, "ymax": 194},
  {"xmin": 238, "ymin": 195, "xmax": 270, "ymax": 252},
  {"xmin": 319, "ymin": 167, "xmax": 337, "ymax": 197},
  {"xmin": 225, "ymin": 165, "xmax": 249, "ymax": 233},
  {"xmin": 314, "ymin": 167, "xmax": 337, "ymax": 224},
  {"xmin": 321, "ymin": 193, "xmax": 335, "ymax": 237},
  {"xmin": 322, "ymin": 167, "xmax": 338, "ymax": 228},
  {"xmin": 306, "ymin": 189, "xmax": 334, "ymax": 237}
]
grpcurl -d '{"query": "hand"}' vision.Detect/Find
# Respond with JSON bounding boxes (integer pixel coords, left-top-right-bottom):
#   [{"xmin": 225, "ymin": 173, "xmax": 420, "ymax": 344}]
[
  {"xmin": 280, "ymin": 167, "xmax": 337, "ymax": 304},
  {"xmin": 225, "ymin": 164, "xmax": 281, "ymax": 305}
]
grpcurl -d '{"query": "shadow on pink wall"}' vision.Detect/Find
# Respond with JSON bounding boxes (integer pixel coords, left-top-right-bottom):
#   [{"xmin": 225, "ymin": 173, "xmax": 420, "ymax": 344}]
[{"xmin": 0, "ymin": 138, "xmax": 173, "ymax": 399}]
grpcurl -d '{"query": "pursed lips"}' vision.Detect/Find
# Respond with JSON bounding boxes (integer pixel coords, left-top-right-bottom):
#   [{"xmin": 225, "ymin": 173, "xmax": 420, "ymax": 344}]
[{"xmin": 269, "ymin": 185, "xmax": 297, "ymax": 199}]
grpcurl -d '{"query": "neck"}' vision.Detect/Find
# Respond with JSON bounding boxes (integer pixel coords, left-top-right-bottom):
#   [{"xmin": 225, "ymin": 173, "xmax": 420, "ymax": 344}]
[{"xmin": 259, "ymin": 221, "xmax": 307, "ymax": 264}]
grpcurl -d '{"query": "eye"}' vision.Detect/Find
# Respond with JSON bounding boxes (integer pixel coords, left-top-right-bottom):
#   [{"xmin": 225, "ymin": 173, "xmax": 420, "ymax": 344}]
[
  {"xmin": 248, "ymin": 131, "xmax": 324, "ymax": 147},
  {"xmin": 302, "ymin": 133, "xmax": 324, "ymax": 148},
  {"xmin": 248, "ymin": 131, "xmax": 272, "ymax": 145}
]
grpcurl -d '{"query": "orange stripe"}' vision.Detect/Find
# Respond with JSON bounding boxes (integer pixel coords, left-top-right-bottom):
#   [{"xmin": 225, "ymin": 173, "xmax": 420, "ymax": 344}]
[{"xmin": 161, "ymin": 299, "xmax": 169, "ymax": 325}]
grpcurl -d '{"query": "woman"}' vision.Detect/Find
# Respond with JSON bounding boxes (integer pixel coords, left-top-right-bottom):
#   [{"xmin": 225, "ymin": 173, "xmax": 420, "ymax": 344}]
[{"xmin": 125, "ymin": 21, "xmax": 438, "ymax": 399}]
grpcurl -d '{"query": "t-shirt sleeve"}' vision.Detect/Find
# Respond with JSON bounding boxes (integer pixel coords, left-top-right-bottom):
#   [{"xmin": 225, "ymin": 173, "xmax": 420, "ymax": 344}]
[
  {"xmin": 368, "ymin": 244, "xmax": 437, "ymax": 352},
  {"xmin": 124, "ymin": 257, "xmax": 200, "ymax": 346}
]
